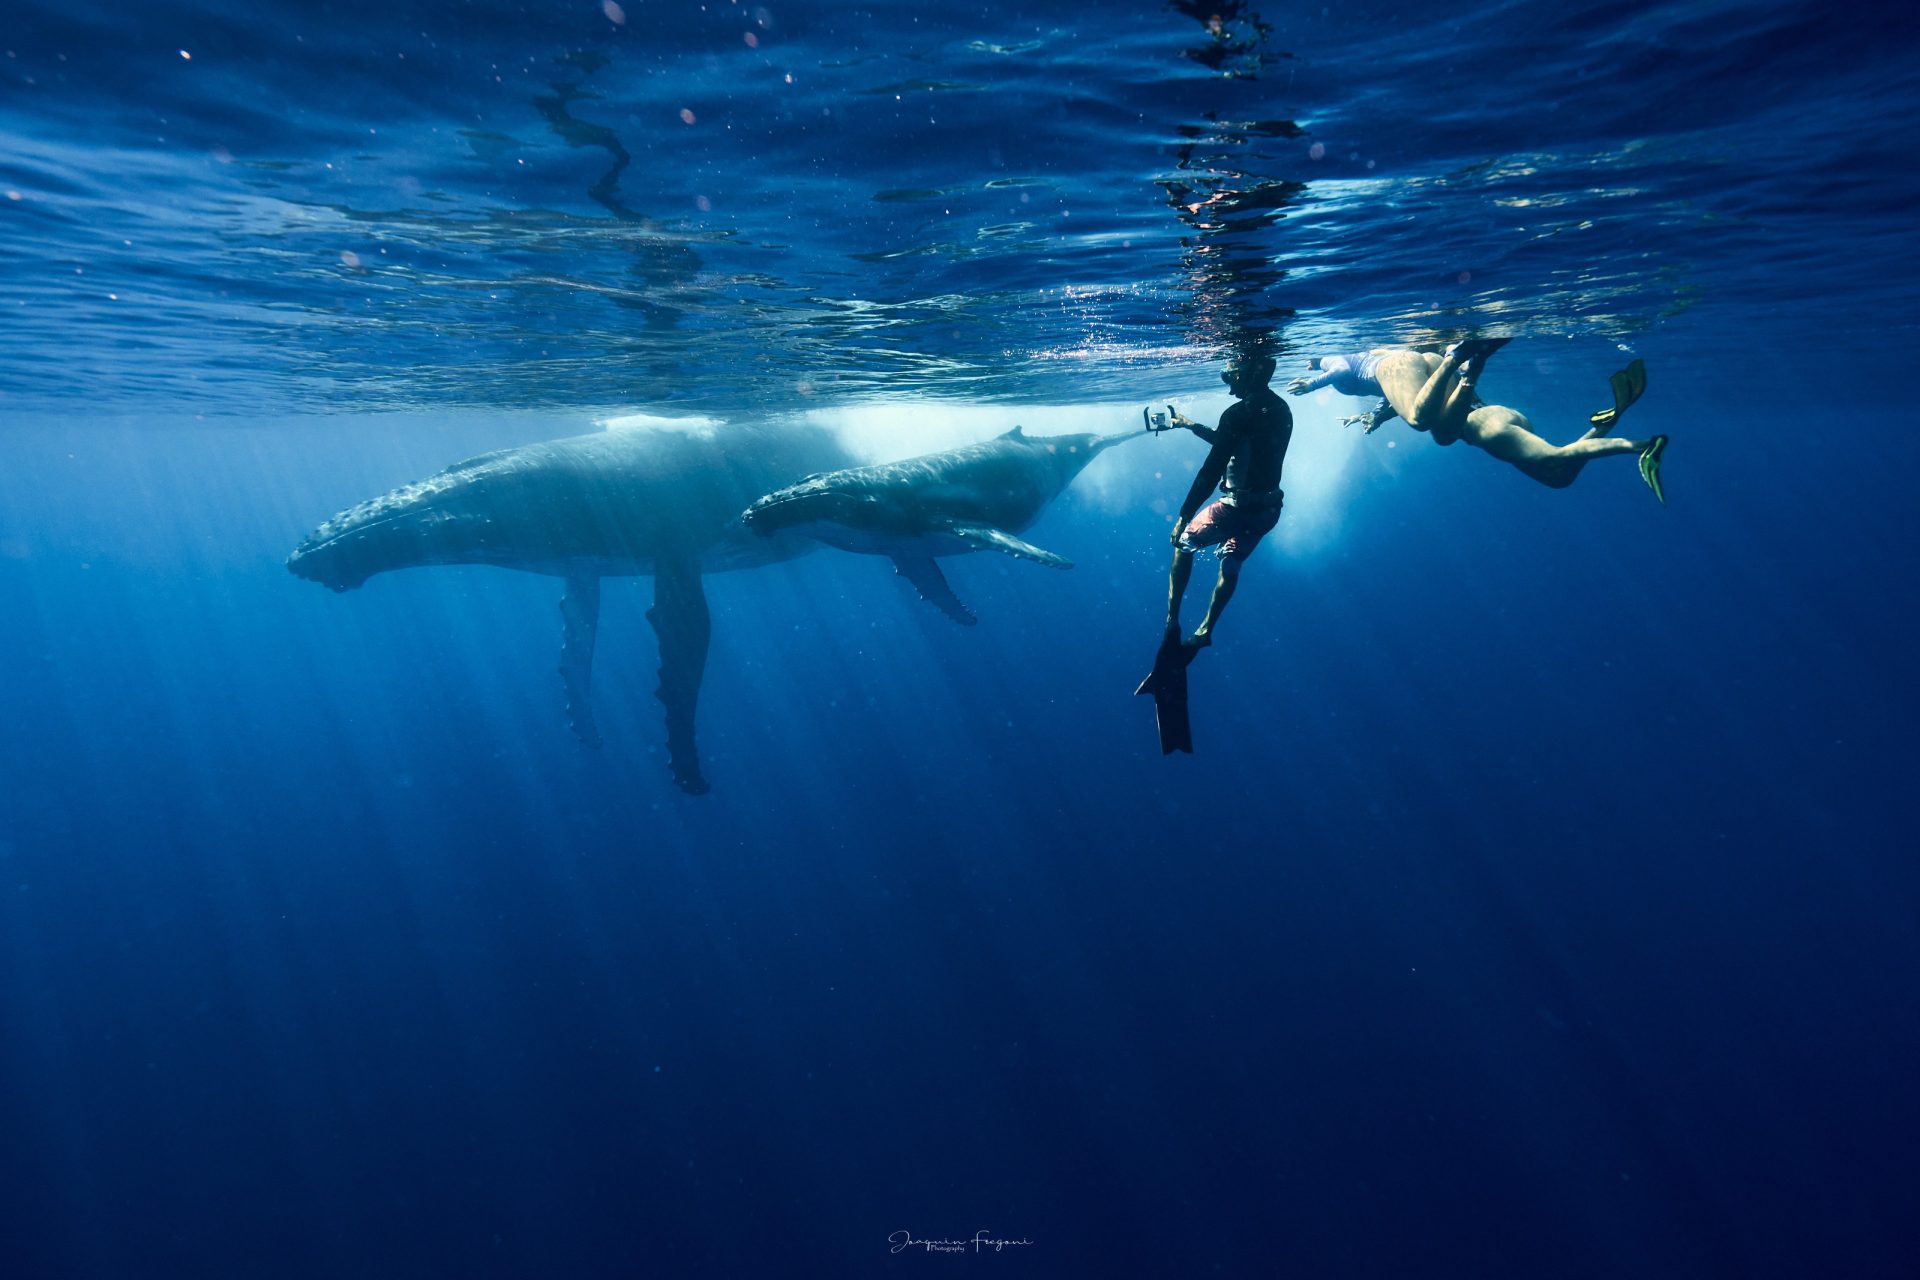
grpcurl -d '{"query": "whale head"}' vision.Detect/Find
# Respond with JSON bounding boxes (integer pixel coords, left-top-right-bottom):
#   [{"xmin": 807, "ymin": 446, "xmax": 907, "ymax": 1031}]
[
  {"xmin": 287, "ymin": 473, "xmax": 501, "ymax": 591},
  {"xmin": 740, "ymin": 471, "xmax": 887, "ymax": 539}
]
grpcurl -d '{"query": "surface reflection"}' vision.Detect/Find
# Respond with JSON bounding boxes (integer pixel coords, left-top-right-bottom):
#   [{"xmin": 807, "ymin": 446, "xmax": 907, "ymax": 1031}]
[{"xmin": 1160, "ymin": 3, "xmax": 1304, "ymax": 361}]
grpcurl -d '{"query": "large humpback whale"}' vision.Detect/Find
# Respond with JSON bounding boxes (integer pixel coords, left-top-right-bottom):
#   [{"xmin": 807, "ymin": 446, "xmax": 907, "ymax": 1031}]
[
  {"xmin": 741, "ymin": 425, "xmax": 1141, "ymax": 624},
  {"xmin": 288, "ymin": 421, "xmax": 853, "ymax": 794}
]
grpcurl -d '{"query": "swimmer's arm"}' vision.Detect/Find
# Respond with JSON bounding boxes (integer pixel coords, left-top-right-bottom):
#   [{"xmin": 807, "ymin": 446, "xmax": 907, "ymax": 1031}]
[
  {"xmin": 1340, "ymin": 398, "xmax": 1397, "ymax": 433},
  {"xmin": 1286, "ymin": 366, "xmax": 1338, "ymax": 396},
  {"xmin": 1168, "ymin": 409, "xmax": 1217, "ymax": 443}
]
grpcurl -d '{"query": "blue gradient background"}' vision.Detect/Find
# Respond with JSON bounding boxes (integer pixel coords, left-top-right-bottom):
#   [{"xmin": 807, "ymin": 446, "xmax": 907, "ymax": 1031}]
[{"xmin": 3, "ymin": 1, "xmax": 1918, "ymax": 1275}]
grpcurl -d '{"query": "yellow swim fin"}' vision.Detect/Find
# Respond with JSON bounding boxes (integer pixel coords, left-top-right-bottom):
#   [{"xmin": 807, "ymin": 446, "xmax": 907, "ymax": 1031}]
[
  {"xmin": 1638, "ymin": 434, "xmax": 1668, "ymax": 505},
  {"xmin": 1589, "ymin": 358, "xmax": 1648, "ymax": 434}
]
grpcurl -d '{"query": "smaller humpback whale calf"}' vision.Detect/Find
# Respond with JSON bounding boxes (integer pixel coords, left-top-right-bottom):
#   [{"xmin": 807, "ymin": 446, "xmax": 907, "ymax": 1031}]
[{"xmin": 740, "ymin": 425, "xmax": 1142, "ymax": 624}]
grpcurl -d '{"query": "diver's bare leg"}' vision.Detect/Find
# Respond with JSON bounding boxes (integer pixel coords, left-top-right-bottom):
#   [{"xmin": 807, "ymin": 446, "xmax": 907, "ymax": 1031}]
[
  {"xmin": 1191, "ymin": 557, "xmax": 1241, "ymax": 644},
  {"xmin": 1166, "ymin": 547, "xmax": 1195, "ymax": 632}
]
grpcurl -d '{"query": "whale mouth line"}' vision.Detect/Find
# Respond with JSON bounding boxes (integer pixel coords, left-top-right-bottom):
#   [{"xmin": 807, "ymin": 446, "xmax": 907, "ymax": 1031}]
[
  {"xmin": 745, "ymin": 489, "xmax": 840, "ymax": 518},
  {"xmin": 289, "ymin": 505, "xmax": 463, "ymax": 561}
]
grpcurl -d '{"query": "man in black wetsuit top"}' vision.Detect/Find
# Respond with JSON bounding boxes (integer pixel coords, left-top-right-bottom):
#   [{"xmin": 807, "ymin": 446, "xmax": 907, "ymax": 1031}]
[
  {"xmin": 1161, "ymin": 353, "xmax": 1293, "ymax": 647},
  {"xmin": 1135, "ymin": 353, "xmax": 1292, "ymax": 754}
]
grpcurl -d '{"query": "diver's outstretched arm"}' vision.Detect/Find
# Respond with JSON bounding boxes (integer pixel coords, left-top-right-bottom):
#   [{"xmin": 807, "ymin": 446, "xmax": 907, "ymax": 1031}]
[
  {"xmin": 1340, "ymin": 398, "xmax": 1397, "ymax": 433},
  {"xmin": 1169, "ymin": 409, "xmax": 1218, "ymax": 444}
]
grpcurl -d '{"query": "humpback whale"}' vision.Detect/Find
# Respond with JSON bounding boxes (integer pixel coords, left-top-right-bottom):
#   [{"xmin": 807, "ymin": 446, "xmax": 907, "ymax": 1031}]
[
  {"xmin": 288, "ymin": 421, "xmax": 853, "ymax": 794},
  {"xmin": 740, "ymin": 425, "xmax": 1141, "ymax": 624}
]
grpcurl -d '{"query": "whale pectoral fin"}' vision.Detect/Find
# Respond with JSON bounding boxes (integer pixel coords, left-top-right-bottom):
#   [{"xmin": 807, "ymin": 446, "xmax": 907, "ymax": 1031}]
[
  {"xmin": 647, "ymin": 557, "xmax": 712, "ymax": 795},
  {"xmin": 949, "ymin": 525, "xmax": 1073, "ymax": 569},
  {"xmin": 559, "ymin": 574, "xmax": 603, "ymax": 748},
  {"xmin": 892, "ymin": 555, "xmax": 977, "ymax": 626}
]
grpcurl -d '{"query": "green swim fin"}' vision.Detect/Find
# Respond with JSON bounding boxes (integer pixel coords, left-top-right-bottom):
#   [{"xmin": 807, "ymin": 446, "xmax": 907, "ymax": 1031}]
[
  {"xmin": 1638, "ymin": 434, "xmax": 1668, "ymax": 505},
  {"xmin": 1589, "ymin": 359, "xmax": 1647, "ymax": 433}
]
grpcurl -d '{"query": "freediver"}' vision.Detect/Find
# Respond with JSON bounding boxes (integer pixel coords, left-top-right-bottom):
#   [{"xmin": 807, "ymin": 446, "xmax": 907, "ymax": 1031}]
[
  {"xmin": 1287, "ymin": 342, "xmax": 1667, "ymax": 500},
  {"xmin": 1136, "ymin": 352, "xmax": 1294, "ymax": 754}
]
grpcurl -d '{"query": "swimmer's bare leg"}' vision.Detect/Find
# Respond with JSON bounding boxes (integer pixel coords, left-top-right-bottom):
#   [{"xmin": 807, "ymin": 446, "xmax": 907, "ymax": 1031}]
[
  {"xmin": 1373, "ymin": 351, "xmax": 1452, "ymax": 428},
  {"xmin": 1519, "ymin": 436, "xmax": 1644, "ymax": 488},
  {"xmin": 1439, "ymin": 371, "xmax": 1478, "ymax": 431},
  {"xmin": 1190, "ymin": 556, "xmax": 1241, "ymax": 645},
  {"xmin": 1410, "ymin": 348, "xmax": 1470, "ymax": 428},
  {"xmin": 1463, "ymin": 405, "xmax": 1642, "ymax": 489},
  {"xmin": 1165, "ymin": 545, "xmax": 1195, "ymax": 634}
]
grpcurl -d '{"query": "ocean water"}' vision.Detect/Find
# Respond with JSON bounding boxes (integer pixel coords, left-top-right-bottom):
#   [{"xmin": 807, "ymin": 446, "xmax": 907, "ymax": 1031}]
[{"xmin": 3, "ymin": 1, "xmax": 1918, "ymax": 1275}]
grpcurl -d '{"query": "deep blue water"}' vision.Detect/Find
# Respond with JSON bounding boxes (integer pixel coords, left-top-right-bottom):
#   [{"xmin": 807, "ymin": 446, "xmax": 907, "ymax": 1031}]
[{"xmin": 3, "ymin": 2, "xmax": 1919, "ymax": 1276}]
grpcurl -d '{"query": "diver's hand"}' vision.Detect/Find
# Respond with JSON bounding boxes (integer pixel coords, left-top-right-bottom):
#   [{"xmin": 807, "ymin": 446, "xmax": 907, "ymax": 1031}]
[
  {"xmin": 1285, "ymin": 376, "xmax": 1313, "ymax": 395},
  {"xmin": 1169, "ymin": 517, "xmax": 1188, "ymax": 546},
  {"xmin": 1339, "ymin": 412, "xmax": 1372, "ymax": 431},
  {"xmin": 1167, "ymin": 408, "xmax": 1197, "ymax": 432}
]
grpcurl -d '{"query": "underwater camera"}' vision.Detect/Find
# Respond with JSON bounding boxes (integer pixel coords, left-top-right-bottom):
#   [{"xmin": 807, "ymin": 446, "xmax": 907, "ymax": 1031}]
[{"xmin": 1142, "ymin": 404, "xmax": 1180, "ymax": 433}]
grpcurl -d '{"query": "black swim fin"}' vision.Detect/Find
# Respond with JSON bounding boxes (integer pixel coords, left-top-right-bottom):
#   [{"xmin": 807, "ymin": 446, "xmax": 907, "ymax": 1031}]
[
  {"xmin": 1135, "ymin": 630, "xmax": 1201, "ymax": 755},
  {"xmin": 1450, "ymin": 336, "xmax": 1512, "ymax": 367}
]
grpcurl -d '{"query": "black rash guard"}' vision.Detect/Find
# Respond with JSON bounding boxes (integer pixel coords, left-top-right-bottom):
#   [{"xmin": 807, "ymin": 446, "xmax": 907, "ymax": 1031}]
[{"xmin": 1216, "ymin": 387, "xmax": 1292, "ymax": 498}]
